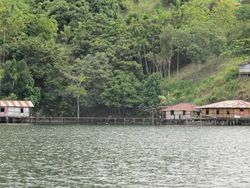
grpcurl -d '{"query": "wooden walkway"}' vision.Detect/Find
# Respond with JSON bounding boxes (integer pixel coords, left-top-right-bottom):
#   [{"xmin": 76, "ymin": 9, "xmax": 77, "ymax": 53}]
[
  {"xmin": 1, "ymin": 116, "xmax": 249, "ymax": 126},
  {"xmin": 11, "ymin": 117, "xmax": 155, "ymax": 125}
]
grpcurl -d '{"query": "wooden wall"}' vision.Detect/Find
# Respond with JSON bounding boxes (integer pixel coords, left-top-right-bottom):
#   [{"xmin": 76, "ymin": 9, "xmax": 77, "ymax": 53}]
[
  {"xmin": 0, "ymin": 107, "xmax": 30, "ymax": 117},
  {"xmin": 201, "ymin": 108, "xmax": 250, "ymax": 118},
  {"xmin": 163, "ymin": 110, "xmax": 197, "ymax": 120}
]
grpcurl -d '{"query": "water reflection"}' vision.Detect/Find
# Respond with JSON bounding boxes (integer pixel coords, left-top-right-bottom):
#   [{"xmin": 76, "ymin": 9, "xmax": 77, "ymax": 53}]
[{"xmin": 0, "ymin": 125, "xmax": 250, "ymax": 187}]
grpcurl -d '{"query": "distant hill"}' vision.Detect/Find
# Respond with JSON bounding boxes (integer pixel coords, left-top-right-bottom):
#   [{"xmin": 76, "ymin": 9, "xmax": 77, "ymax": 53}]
[
  {"xmin": 0, "ymin": 0, "xmax": 249, "ymax": 116},
  {"xmin": 124, "ymin": 0, "xmax": 250, "ymax": 105}
]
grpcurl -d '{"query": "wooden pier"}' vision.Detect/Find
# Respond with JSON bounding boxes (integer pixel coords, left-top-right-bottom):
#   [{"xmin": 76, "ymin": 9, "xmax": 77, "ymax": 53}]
[
  {"xmin": 0, "ymin": 116, "xmax": 249, "ymax": 126},
  {"xmin": 3, "ymin": 117, "xmax": 155, "ymax": 125}
]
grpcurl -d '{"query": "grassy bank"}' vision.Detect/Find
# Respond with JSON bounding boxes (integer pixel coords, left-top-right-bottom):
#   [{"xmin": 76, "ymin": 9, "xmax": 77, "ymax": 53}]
[{"xmin": 161, "ymin": 56, "xmax": 250, "ymax": 105}]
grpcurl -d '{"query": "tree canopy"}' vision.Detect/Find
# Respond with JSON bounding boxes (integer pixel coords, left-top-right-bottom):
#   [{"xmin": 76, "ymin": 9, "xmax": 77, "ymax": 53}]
[{"xmin": 0, "ymin": 0, "xmax": 248, "ymax": 116}]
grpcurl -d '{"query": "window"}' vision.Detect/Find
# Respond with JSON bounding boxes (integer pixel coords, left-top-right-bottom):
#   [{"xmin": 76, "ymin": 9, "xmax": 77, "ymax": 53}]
[
  {"xmin": 183, "ymin": 111, "xmax": 186, "ymax": 115},
  {"xmin": 206, "ymin": 110, "xmax": 209, "ymax": 115},
  {"xmin": 20, "ymin": 108, "xmax": 24, "ymax": 113},
  {"xmin": 216, "ymin": 110, "xmax": 220, "ymax": 115},
  {"xmin": 240, "ymin": 108, "xmax": 244, "ymax": 115},
  {"xmin": 227, "ymin": 111, "xmax": 230, "ymax": 115},
  {"xmin": 171, "ymin": 110, "xmax": 174, "ymax": 115},
  {"xmin": 0, "ymin": 108, "xmax": 4, "ymax": 112}
]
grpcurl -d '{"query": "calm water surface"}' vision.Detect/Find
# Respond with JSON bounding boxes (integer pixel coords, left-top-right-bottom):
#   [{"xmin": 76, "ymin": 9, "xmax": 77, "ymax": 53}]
[{"xmin": 0, "ymin": 125, "xmax": 250, "ymax": 187}]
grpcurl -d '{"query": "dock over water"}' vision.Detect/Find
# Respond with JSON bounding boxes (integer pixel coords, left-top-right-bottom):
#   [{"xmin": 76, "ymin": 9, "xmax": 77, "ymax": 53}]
[{"xmin": 1, "ymin": 117, "xmax": 250, "ymax": 126}]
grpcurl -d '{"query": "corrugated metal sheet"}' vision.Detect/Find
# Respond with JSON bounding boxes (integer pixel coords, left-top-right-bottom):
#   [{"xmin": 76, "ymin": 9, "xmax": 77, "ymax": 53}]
[
  {"xmin": 198, "ymin": 100, "xmax": 250, "ymax": 109},
  {"xmin": 161, "ymin": 103, "xmax": 199, "ymax": 112},
  {"xmin": 0, "ymin": 100, "xmax": 34, "ymax": 107}
]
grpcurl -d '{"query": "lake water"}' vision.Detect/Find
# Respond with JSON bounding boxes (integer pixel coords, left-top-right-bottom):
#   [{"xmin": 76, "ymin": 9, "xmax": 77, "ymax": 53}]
[{"xmin": 0, "ymin": 125, "xmax": 250, "ymax": 187}]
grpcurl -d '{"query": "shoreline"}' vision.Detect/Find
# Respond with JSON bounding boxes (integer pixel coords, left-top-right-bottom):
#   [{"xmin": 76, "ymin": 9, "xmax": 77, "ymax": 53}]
[{"xmin": 0, "ymin": 116, "xmax": 249, "ymax": 126}]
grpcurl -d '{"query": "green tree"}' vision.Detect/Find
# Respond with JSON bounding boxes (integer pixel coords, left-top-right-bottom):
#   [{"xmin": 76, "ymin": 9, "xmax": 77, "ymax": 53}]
[
  {"xmin": 142, "ymin": 72, "xmax": 162, "ymax": 107},
  {"xmin": 81, "ymin": 53, "xmax": 112, "ymax": 106},
  {"xmin": 172, "ymin": 23, "xmax": 225, "ymax": 66},
  {"xmin": 101, "ymin": 71, "xmax": 142, "ymax": 116},
  {"xmin": 159, "ymin": 25, "xmax": 174, "ymax": 78},
  {"xmin": 65, "ymin": 58, "xmax": 87, "ymax": 120},
  {"xmin": 1, "ymin": 59, "xmax": 40, "ymax": 105},
  {"xmin": 232, "ymin": 0, "xmax": 250, "ymax": 55},
  {"xmin": 0, "ymin": 0, "xmax": 30, "ymax": 63}
]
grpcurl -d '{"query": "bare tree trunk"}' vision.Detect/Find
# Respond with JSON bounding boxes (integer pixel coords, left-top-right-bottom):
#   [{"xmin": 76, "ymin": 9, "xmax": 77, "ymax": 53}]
[
  {"xmin": 161, "ymin": 58, "xmax": 167, "ymax": 78},
  {"xmin": 77, "ymin": 96, "xmax": 80, "ymax": 123},
  {"xmin": 138, "ymin": 49, "xmax": 143, "ymax": 74},
  {"xmin": 168, "ymin": 60, "xmax": 171, "ymax": 79},
  {"xmin": 164, "ymin": 59, "xmax": 168, "ymax": 78},
  {"xmin": 145, "ymin": 60, "xmax": 149, "ymax": 75},
  {"xmin": 118, "ymin": 107, "xmax": 121, "ymax": 117},
  {"xmin": 12, "ymin": 81, "xmax": 15, "ymax": 91},
  {"xmin": 177, "ymin": 48, "xmax": 179, "ymax": 76},
  {"xmin": 2, "ymin": 27, "xmax": 6, "ymax": 64},
  {"xmin": 143, "ymin": 46, "xmax": 149, "ymax": 75},
  {"xmin": 152, "ymin": 64, "xmax": 155, "ymax": 73},
  {"xmin": 153, "ymin": 55, "xmax": 158, "ymax": 74},
  {"xmin": 155, "ymin": 65, "xmax": 159, "ymax": 73},
  {"xmin": 159, "ymin": 69, "xmax": 163, "ymax": 79}
]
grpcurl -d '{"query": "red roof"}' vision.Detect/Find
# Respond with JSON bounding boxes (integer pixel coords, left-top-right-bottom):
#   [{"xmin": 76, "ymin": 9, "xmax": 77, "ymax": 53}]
[
  {"xmin": 0, "ymin": 100, "xmax": 34, "ymax": 107},
  {"xmin": 161, "ymin": 103, "xmax": 199, "ymax": 112}
]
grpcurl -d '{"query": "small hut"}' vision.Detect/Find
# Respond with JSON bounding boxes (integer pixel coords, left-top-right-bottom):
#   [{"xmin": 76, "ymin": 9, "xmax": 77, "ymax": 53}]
[
  {"xmin": 0, "ymin": 100, "xmax": 34, "ymax": 118},
  {"xmin": 239, "ymin": 61, "xmax": 250, "ymax": 77},
  {"xmin": 161, "ymin": 103, "xmax": 200, "ymax": 120},
  {"xmin": 198, "ymin": 100, "xmax": 250, "ymax": 118}
]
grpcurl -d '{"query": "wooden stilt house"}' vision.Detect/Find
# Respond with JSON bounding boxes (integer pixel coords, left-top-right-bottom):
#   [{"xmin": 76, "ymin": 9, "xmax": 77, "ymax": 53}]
[
  {"xmin": 198, "ymin": 100, "xmax": 250, "ymax": 118},
  {"xmin": 0, "ymin": 100, "xmax": 34, "ymax": 118},
  {"xmin": 161, "ymin": 103, "xmax": 200, "ymax": 120},
  {"xmin": 239, "ymin": 61, "xmax": 250, "ymax": 77}
]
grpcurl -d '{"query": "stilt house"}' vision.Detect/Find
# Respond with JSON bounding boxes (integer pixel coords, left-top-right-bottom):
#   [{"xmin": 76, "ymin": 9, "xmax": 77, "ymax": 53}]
[
  {"xmin": 161, "ymin": 103, "xmax": 200, "ymax": 120},
  {"xmin": 198, "ymin": 100, "xmax": 250, "ymax": 118},
  {"xmin": 239, "ymin": 61, "xmax": 250, "ymax": 77},
  {"xmin": 0, "ymin": 100, "xmax": 34, "ymax": 118}
]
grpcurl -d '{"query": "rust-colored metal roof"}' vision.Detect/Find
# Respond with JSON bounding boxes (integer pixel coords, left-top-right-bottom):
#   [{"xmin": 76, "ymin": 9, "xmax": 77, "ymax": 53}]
[
  {"xmin": 0, "ymin": 100, "xmax": 34, "ymax": 107},
  {"xmin": 161, "ymin": 103, "xmax": 199, "ymax": 112},
  {"xmin": 198, "ymin": 100, "xmax": 250, "ymax": 109}
]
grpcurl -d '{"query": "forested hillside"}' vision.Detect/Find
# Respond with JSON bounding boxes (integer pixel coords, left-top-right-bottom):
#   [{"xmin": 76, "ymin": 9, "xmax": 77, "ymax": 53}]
[{"xmin": 0, "ymin": 0, "xmax": 249, "ymax": 116}]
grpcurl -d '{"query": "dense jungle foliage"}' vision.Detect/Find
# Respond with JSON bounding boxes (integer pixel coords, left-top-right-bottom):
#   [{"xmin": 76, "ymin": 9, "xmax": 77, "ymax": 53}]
[{"xmin": 0, "ymin": 0, "xmax": 249, "ymax": 116}]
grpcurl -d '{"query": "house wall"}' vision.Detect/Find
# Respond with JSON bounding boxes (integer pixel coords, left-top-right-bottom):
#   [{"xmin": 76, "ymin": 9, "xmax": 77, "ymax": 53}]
[
  {"xmin": 164, "ymin": 110, "xmax": 193, "ymax": 120},
  {"xmin": 0, "ymin": 107, "xmax": 30, "ymax": 117},
  {"xmin": 201, "ymin": 108, "xmax": 250, "ymax": 118},
  {"xmin": 239, "ymin": 64, "xmax": 250, "ymax": 73},
  {"xmin": 239, "ymin": 64, "xmax": 250, "ymax": 77}
]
